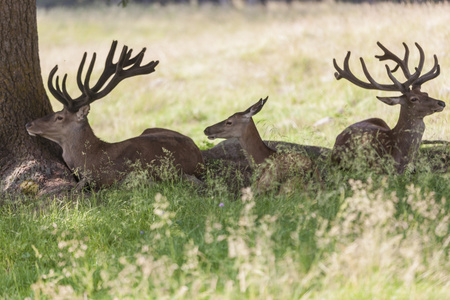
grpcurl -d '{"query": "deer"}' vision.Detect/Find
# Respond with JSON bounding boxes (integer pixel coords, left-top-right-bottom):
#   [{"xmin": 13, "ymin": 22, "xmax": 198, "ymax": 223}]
[
  {"xmin": 26, "ymin": 41, "xmax": 204, "ymax": 188},
  {"xmin": 331, "ymin": 42, "xmax": 445, "ymax": 174},
  {"xmin": 204, "ymin": 97, "xmax": 319, "ymax": 194}
]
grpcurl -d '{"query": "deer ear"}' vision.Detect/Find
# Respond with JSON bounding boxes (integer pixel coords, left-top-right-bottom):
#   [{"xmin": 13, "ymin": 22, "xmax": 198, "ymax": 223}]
[
  {"xmin": 243, "ymin": 96, "xmax": 269, "ymax": 118},
  {"xmin": 376, "ymin": 96, "xmax": 405, "ymax": 106},
  {"xmin": 76, "ymin": 105, "xmax": 90, "ymax": 121}
]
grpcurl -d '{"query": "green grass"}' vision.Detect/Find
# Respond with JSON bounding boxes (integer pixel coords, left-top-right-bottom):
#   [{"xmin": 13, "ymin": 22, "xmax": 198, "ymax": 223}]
[
  {"xmin": 1, "ymin": 168, "xmax": 449, "ymax": 299},
  {"xmin": 1, "ymin": 2, "xmax": 450, "ymax": 299}
]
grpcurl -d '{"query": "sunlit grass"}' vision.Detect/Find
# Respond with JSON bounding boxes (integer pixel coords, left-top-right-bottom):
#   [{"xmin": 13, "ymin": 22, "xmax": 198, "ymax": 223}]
[{"xmin": 0, "ymin": 2, "xmax": 449, "ymax": 299}]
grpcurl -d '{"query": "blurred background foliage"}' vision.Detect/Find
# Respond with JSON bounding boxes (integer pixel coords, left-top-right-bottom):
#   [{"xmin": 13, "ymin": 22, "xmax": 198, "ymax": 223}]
[
  {"xmin": 35, "ymin": 2, "xmax": 450, "ymax": 147},
  {"xmin": 37, "ymin": 0, "xmax": 445, "ymax": 9}
]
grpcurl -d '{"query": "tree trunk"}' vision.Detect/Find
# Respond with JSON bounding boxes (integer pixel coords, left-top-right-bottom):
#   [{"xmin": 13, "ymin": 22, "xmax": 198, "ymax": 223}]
[{"xmin": 0, "ymin": 0, "xmax": 75, "ymax": 197}]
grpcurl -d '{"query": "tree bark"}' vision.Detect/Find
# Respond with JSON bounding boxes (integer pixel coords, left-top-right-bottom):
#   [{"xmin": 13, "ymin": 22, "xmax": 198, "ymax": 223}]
[{"xmin": 0, "ymin": 0, "xmax": 75, "ymax": 197}]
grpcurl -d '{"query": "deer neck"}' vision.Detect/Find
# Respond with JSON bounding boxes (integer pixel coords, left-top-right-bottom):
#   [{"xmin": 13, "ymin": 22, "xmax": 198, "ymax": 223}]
[
  {"xmin": 61, "ymin": 123, "xmax": 106, "ymax": 170},
  {"xmin": 237, "ymin": 119, "xmax": 276, "ymax": 165},
  {"xmin": 390, "ymin": 107, "xmax": 425, "ymax": 170}
]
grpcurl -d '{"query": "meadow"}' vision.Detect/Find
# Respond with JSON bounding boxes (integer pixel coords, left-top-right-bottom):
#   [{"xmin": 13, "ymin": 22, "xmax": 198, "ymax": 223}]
[{"xmin": 1, "ymin": 2, "xmax": 450, "ymax": 298}]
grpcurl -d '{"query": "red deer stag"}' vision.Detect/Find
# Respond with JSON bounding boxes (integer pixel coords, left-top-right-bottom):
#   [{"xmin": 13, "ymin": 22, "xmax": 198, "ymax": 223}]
[
  {"xmin": 204, "ymin": 97, "xmax": 318, "ymax": 193},
  {"xmin": 26, "ymin": 41, "xmax": 204, "ymax": 187},
  {"xmin": 332, "ymin": 42, "xmax": 445, "ymax": 174}
]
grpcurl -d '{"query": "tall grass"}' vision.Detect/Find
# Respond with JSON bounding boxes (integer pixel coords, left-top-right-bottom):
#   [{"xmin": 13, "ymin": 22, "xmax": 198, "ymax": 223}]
[
  {"xmin": 0, "ymin": 2, "xmax": 449, "ymax": 299},
  {"xmin": 1, "ymin": 171, "xmax": 449, "ymax": 298}
]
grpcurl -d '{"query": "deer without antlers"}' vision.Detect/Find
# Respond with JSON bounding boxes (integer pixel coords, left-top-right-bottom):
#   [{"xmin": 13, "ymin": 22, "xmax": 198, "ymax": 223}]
[
  {"xmin": 26, "ymin": 41, "xmax": 204, "ymax": 187},
  {"xmin": 332, "ymin": 42, "xmax": 445, "ymax": 173},
  {"xmin": 204, "ymin": 97, "xmax": 319, "ymax": 194}
]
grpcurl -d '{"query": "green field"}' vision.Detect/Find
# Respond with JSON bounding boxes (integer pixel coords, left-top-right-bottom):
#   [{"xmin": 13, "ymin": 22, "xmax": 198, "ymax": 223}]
[{"xmin": 1, "ymin": 2, "xmax": 450, "ymax": 299}]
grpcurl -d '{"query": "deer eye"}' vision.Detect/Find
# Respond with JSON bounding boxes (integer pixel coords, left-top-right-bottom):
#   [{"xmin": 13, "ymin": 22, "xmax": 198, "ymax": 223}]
[
  {"xmin": 56, "ymin": 116, "xmax": 64, "ymax": 121},
  {"xmin": 410, "ymin": 97, "xmax": 419, "ymax": 102},
  {"xmin": 226, "ymin": 121, "xmax": 233, "ymax": 126}
]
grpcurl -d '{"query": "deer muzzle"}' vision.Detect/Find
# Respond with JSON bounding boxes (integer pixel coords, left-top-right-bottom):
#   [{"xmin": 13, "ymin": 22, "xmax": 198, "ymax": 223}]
[
  {"xmin": 25, "ymin": 122, "xmax": 38, "ymax": 136},
  {"xmin": 204, "ymin": 127, "xmax": 217, "ymax": 140},
  {"xmin": 437, "ymin": 100, "xmax": 446, "ymax": 110}
]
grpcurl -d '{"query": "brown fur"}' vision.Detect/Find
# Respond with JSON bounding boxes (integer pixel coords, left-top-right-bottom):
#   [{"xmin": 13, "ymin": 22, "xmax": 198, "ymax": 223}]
[
  {"xmin": 204, "ymin": 97, "xmax": 319, "ymax": 194},
  {"xmin": 27, "ymin": 106, "xmax": 203, "ymax": 187},
  {"xmin": 332, "ymin": 43, "xmax": 445, "ymax": 173}
]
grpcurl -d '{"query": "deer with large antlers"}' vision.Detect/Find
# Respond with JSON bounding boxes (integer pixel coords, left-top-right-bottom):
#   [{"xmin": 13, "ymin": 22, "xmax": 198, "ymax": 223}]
[
  {"xmin": 204, "ymin": 97, "xmax": 319, "ymax": 194},
  {"xmin": 26, "ymin": 41, "xmax": 204, "ymax": 187},
  {"xmin": 332, "ymin": 42, "xmax": 445, "ymax": 173}
]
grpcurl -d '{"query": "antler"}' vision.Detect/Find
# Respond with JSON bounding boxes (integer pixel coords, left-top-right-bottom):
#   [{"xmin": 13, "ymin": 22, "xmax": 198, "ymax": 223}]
[
  {"xmin": 412, "ymin": 53, "xmax": 440, "ymax": 88},
  {"xmin": 333, "ymin": 42, "xmax": 440, "ymax": 93},
  {"xmin": 48, "ymin": 40, "xmax": 159, "ymax": 112}
]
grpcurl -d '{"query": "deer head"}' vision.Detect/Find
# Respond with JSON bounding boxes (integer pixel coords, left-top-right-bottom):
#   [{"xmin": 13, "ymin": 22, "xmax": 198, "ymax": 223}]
[
  {"xmin": 26, "ymin": 105, "xmax": 91, "ymax": 145},
  {"xmin": 333, "ymin": 42, "xmax": 445, "ymax": 119},
  {"xmin": 204, "ymin": 97, "xmax": 273, "ymax": 165},
  {"xmin": 26, "ymin": 40, "xmax": 159, "ymax": 146},
  {"xmin": 204, "ymin": 97, "xmax": 268, "ymax": 140}
]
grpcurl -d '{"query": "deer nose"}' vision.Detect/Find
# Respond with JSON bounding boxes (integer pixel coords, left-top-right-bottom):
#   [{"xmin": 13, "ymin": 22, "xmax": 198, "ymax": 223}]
[
  {"xmin": 25, "ymin": 122, "xmax": 33, "ymax": 129},
  {"xmin": 438, "ymin": 101, "xmax": 446, "ymax": 108}
]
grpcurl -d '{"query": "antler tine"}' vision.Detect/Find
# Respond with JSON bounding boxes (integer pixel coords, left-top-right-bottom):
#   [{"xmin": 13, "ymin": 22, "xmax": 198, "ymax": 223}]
[
  {"xmin": 48, "ymin": 66, "xmax": 71, "ymax": 108},
  {"xmin": 115, "ymin": 46, "xmax": 152, "ymax": 75},
  {"xmin": 400, "ymin": 42, "xmax": 410, "ymax": 73},
  {"xmin": 333, "ymin": 51, "xmax": 399, "ymax": 91},
  {"xmin": 400, "ymin": 42, "xmax": 425, "ymax": 88},
  {"xmin": 122, "ymin": 50, "xmax": 158, "ymax": 77},
  {"xmin": 385, "ymin": 65, "xmax": 408, "ymax": 93},
  {"xmin": 333, "ymin": 52, "xmax": 375, "ymax": 89},
  {"xmin": 83, "ymin": 53, "xmax": 97, "ymax": 98},
  {"xmin": 115, "ymin": 44, "xmax": 131, "ymax": 74},
  {"xmin": 128, "ymin": 47, "xmax": 146, "ymax": 66},
  {"xmin": 333, "ymin": 51, "xmax": 351, "ymax": 80},
  {"xmin": 88, "ymin": 41, "xmax": 119, "ymax": 93},
  {"xmin": 390, "ymin": 43, "xmax": 409, "ymax": 73},
  {"xmin": 47, "ymin": 41, "xmax": 159, "ymax": 112},
  {"xmin": 413, "ymin": 54, "xmax": 440, "ymax": 88},
  {"xmin": 360, "ymin": 58, "xmax": 401, "ymax": 91},
  {"xmin": 128, "ymin": 49, "xmax": 145, "ymax": 69},
  {"xmin": 61, "ymin": 51, "xmax": 98, "ymax": 112},
  {"xmin": 61, "ymin": 74, "xmax": 76, "ymax": 109},
  {"xmin": 413, "ymin": 42, "xmax": 425, "ymax": 73},
  {"xmin": 76, "ymin": 52, "xmax": 88, "ymax": 93},
  {"xmin": 375, "ymin": 41, "xmax": 411, "ymax": 77}
]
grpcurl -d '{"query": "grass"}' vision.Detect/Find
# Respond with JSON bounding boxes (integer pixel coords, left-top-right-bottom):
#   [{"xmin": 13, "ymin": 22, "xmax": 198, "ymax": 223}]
[{"xmin": 1, "ymin": 2, "xmax": 450, "ymax": 299}]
